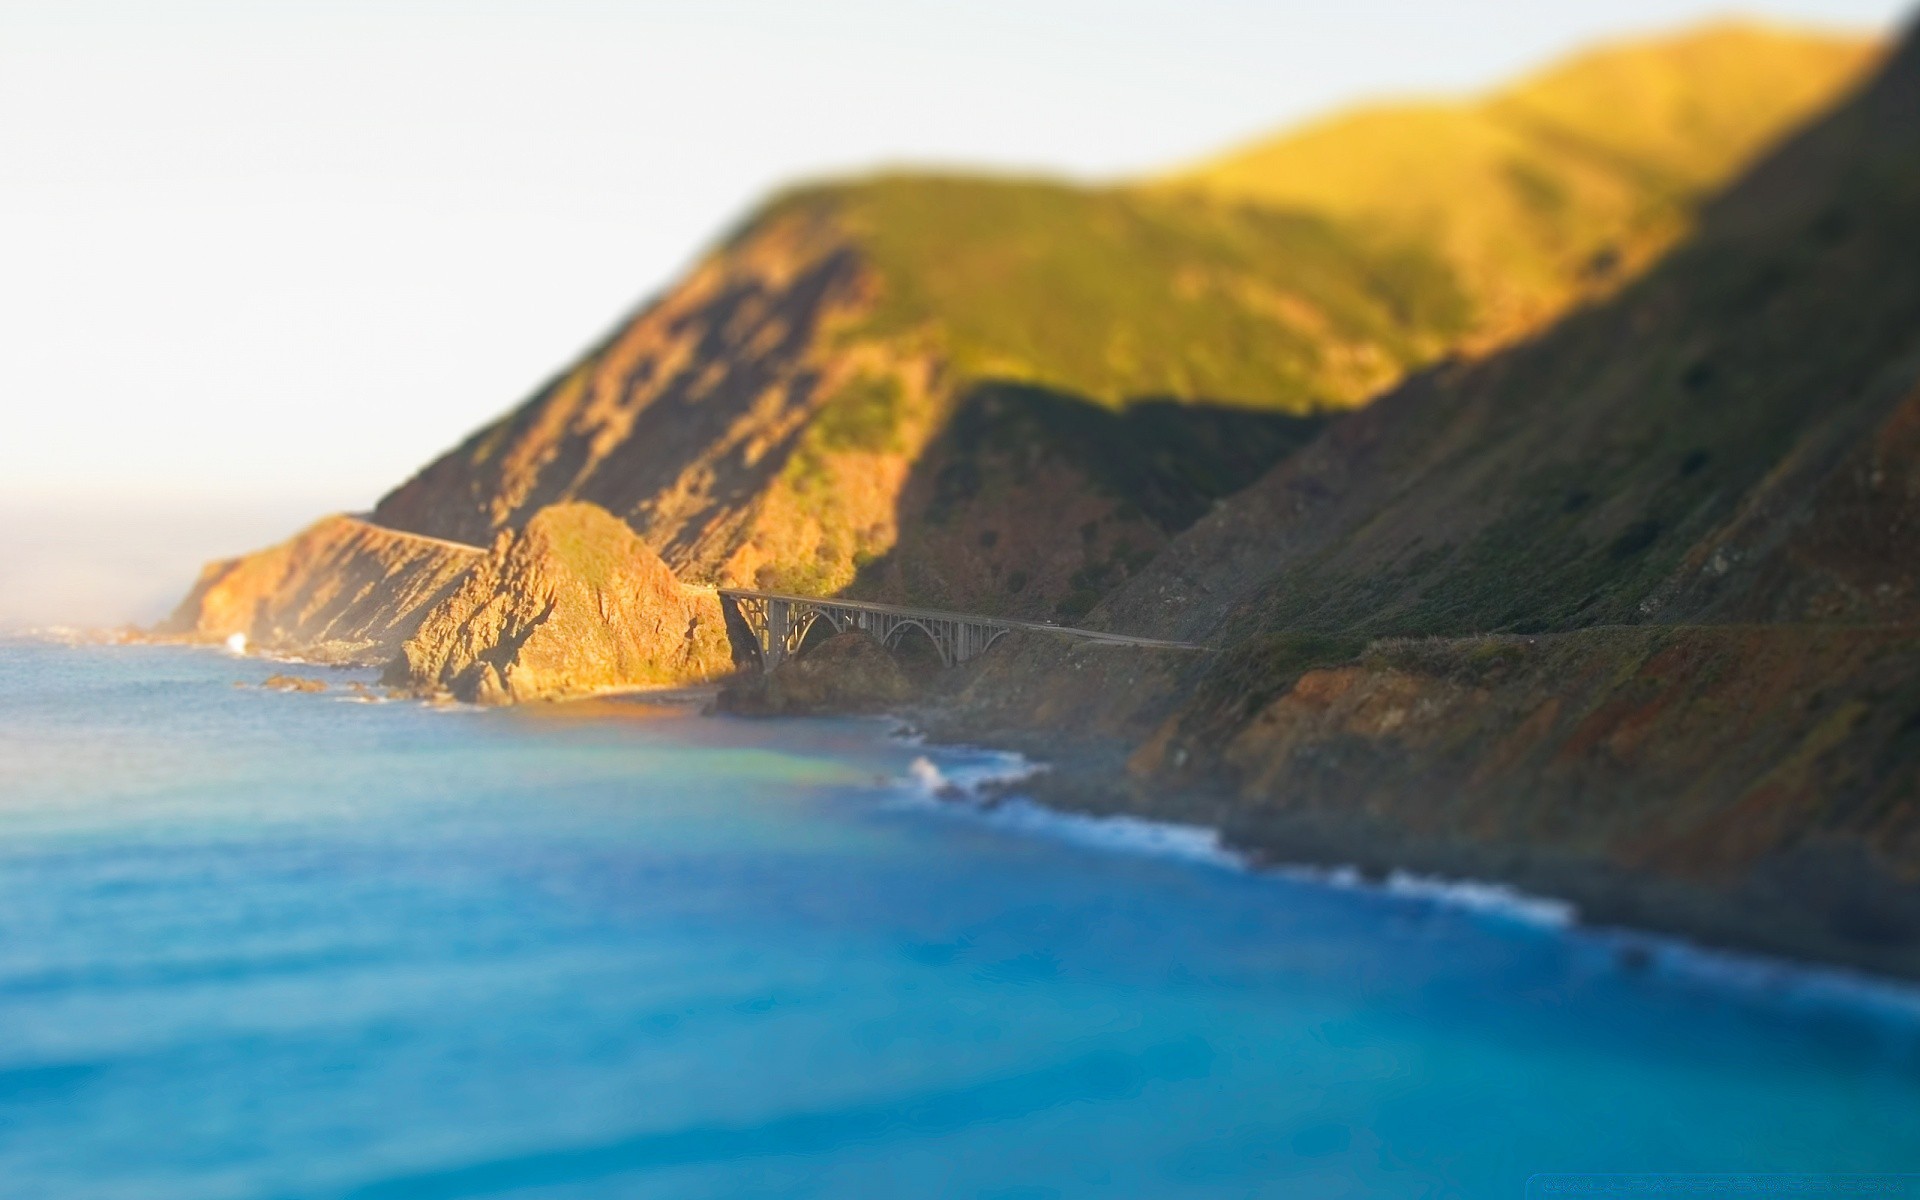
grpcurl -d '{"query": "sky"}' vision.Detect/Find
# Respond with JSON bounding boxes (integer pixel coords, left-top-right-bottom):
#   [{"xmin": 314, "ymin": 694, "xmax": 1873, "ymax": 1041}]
[{"xmin": 0, "ymin": 0, "xmax": 1910, "ymax": 628}]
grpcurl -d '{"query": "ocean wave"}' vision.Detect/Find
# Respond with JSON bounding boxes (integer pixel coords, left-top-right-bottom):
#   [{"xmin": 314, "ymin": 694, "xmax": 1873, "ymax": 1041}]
[
  {"xmin": 901, "ymin": 752, "xmax": 1043, "ymax": 802},
  {"xmin": 893, "ymin": 754, "xmax": 1242, "ymax": 869},
  {"xmin": 894, "ymin": 742, "xmax": 1920, "ymax": 1007},
  {"xmin": 1383, "ymin": 870, "xmax": 1578, "ymax": 928},
  {"xmin": 969, "ymin": 799, "xmax": 1246, "ymax": 867},
  {"xmin": 1270, "ymin": 863, "xmax": 1576, "ymax": 929}
]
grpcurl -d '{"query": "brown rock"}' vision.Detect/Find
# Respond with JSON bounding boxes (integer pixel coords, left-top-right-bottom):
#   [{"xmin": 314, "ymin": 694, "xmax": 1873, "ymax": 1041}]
[
  {"xmin": 718, "ymin": 631, "xmax": 914, "ymax": 715},
  {"xmin": 261, "ymin": 674, "xmax": 328, "ymax": 693},
  {"xmin": 157, "ymin": 515, "xmax": 481, "ymax": 664},
  {"xmin": 387, "ymin": 503, "xmax": 733, "ymax": 704}
]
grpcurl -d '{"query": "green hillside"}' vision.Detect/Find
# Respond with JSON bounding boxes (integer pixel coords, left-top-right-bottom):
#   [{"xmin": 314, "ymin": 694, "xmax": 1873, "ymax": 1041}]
[
  {"xmin": 769, "ymin": 175, "xmax": 1470, "ymax": 413},
  {"xmin": 1166, "ymin": 21, "xmax": 1877, "ymax": 338}
]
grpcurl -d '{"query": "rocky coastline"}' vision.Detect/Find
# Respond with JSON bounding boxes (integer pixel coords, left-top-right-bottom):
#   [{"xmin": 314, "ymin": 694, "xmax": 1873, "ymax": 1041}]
[{"xmin": 144, "ymin": 25, "xmax": 1920, "ymax": 982}]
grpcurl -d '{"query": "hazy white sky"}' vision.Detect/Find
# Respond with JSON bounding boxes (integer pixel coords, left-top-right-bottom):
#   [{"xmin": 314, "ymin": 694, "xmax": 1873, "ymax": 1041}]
[{"xmin": 0, "ymin": 0, "xmax": 1909, "ymax": 627}]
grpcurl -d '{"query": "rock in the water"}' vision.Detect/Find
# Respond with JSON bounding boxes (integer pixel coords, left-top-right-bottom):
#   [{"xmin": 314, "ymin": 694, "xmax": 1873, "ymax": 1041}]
[
  {"xmin": 719, "ymin": 631, "xmax": 914, "ymax": 715},
  {"xmin": 261, "ymin": 674, "xmax": 327, "ymax": 693},
  {"xmin": 387, "ymin": 503, "xmax": 733, "ymax": 704}
]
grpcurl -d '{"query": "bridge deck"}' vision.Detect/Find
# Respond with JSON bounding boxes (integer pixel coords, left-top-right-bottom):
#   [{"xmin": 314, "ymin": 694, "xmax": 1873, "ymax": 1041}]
[{"xmin": 715, "ymin": 588, "xmax": 1205, "ymax": 653}]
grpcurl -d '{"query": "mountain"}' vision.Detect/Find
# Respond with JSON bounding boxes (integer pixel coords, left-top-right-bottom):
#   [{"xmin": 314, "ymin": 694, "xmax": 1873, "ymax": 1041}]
[
  {"xmin": 1171, "ymin": 22, "xmax": 1878, "ymax": 342},
  {"xmin": 160, "ymin": 21, "xmax": 1876, "ymax": 665},
  {"xmin": 942, "ymin": 17, "xmax": 1920, "ymax": 976}
]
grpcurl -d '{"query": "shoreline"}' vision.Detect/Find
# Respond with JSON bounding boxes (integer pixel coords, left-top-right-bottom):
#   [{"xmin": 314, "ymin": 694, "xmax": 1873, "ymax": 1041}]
[
  {"xmin": 26, "ymin": 633, "xmax": 1920, "ymax": 992},
  {"xmin": 898, "ymin": 697, "xmax": 1920, "ymax": 987},
  {"xmin": 892, "ymin": 721, "xmax": 1920, "ymax": 1012}
]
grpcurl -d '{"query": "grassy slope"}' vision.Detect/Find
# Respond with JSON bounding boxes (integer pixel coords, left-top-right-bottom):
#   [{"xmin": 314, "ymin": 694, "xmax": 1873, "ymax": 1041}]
[
  {"xmin": 773, "ymin": 17, "xmax": 1877, "ymax": 423},
  {"xmin": 777, "ymin": 175, "xmax": 1471, "ymax": 412},
  {"xmin": 1166, "ymin": 22, "xmax": 1878, "ymax": 340}
]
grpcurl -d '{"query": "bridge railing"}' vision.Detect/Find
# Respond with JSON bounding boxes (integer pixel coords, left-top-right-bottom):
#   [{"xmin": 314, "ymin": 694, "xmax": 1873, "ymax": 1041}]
[{"xmin": 715, "ymin": 588, "xmax": 1204, "ymax": 672}]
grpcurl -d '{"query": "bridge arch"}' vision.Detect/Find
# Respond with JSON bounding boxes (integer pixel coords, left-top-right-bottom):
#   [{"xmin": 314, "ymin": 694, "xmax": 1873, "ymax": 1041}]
[
  {"xmin": 714, "ymin": 587, "xmax": 1203, "ymax": 675},
  {"xmin": 789, "ymin": 608, "xmax": 844, "ymax": 658},
  {"xmin": 884, "ymin": 619, "xmax": 952, "ymax": 670}
]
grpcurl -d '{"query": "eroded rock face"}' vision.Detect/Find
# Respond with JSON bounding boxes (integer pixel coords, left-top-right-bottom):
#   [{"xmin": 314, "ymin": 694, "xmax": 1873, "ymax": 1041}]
[
  {"xmin": 388, "ymin": 503, "xmax": 733, "ymax": 704},
  {"xmin": 718, "ymin": 632, "xmax": 914, "ymax": 716},
  {"xmin": 157, "ymin": 515, "xmax": 481, "ymax": 664}
]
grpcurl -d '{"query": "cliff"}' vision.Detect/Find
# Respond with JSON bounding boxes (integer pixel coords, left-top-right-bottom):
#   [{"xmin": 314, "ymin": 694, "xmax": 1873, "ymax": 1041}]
[
  {"xmin": 156, "ymin": 515, "xmax": 480, "ymax": 664},
  {"xmin": 387, "ymin": 503, "xmax": 733, "ymax": 704}
]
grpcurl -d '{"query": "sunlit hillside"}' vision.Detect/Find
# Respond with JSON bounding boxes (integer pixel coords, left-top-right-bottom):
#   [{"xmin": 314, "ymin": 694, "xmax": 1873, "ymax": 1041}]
[
  {"xmin": 764, "ymin": 175, "xmax": 1471, "ymax": 413},
  {"xmin": 1168, "ymin": 22, "xmax": 1878, "ymax": 339},
  {"xmin": 191, "ymin": 21, "xmax": 1888, "ymax": 628}
]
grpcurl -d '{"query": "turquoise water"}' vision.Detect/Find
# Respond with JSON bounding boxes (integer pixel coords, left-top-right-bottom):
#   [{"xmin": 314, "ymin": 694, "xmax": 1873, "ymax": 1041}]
[{"xmin": 1, "ymin": 641, "xmax": 1916, "ymax": 1199}]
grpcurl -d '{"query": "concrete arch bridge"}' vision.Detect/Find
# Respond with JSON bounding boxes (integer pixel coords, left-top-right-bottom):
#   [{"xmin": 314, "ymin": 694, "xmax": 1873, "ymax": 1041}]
[{"xmin": 715, "ymin": 589, "xmax": 1204, "ymax": 672}]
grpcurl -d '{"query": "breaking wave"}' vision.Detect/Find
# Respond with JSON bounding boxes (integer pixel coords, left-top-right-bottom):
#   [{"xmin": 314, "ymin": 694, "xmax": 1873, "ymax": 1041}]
[{"xmin": 894, "ymin": 753, "xmax": 1241, "ymax": 868}]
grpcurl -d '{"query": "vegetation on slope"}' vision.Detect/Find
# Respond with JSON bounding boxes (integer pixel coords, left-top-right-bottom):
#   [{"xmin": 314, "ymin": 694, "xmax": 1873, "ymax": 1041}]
[
  {"xmin": 957, "ymin": 22, "xmax": 1920, "ymax": 974},
  {"xmin": 1168, "ymin": 21, "xmax": 1878, "ymax": 337},
  {"xmin": 769, "ymin": 175, "xmax": 1471, "ymax": 413},
  {"xmin": 1104, "ymin": 18, "xmax": 1920, "ymax": 646}
]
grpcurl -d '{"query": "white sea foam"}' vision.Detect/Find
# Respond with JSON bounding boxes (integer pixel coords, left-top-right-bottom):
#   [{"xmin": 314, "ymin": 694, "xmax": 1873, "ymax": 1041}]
[
  {"xmin": 902, "ymin": 753, "xmax": 1042, "ymax": 801},
  {"xmin": 889, "ymin": 739, "xmax": 1920, "ymax": 1006},
  {"xmin": 224, "ymin": 632, "xmax": 248, "ymax": 655},
  {"xmin": 908, "ymin": 756, "xmax": 947, "ymax": 794},
  {"xmin": 971, "ymin": 798, "xmax": 1245, "ymax": 867},
  {"xmin": 1269, "ymin": 863, "xmax": 1575, "ymax": 928},
  {"xmin": 894, "ymin": 753, "xmax": 1241, "ymax": 868},
  {"xmin": 1382, "ymin": 869, "xmax": 1578, "ymax": 928}
]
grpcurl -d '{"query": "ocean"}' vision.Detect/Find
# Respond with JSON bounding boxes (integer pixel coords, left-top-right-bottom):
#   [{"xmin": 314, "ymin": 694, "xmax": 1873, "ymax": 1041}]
[{"xmin": 1, "ymin": 640, "xmax": 1915, "ymax": 1198}]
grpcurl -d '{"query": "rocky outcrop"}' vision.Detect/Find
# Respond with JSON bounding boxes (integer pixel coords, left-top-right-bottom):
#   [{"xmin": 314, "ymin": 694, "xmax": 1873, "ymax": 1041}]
[
  {"xmin": 157, "ymin": 515, "xmax": 481, "ymax": 663},
  {"xmin": 386, "ymin": 503, "xmax": 733, "ymax": 704},
  {"xmin": 718, "ymin": 631, "xmax": 914, "ymax": 715}
]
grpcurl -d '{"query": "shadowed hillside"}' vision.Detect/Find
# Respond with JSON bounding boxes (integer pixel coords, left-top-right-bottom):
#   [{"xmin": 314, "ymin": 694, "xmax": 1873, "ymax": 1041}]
[{"xmin": 941, "ymin": 17, "xmax": 1920, "ymax": 977}]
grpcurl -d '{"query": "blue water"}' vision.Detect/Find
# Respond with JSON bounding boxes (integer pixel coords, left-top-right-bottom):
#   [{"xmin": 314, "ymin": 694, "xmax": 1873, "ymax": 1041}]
[{"xmin": 1, "ymin": 641, "xmax": 1916, "ymax": 1199}]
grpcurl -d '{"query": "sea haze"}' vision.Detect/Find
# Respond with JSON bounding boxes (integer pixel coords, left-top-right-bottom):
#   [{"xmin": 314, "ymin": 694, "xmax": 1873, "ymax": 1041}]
[{"xmin": 0, "ymin": 640, "xmax": 1915, "ymax": 1198}]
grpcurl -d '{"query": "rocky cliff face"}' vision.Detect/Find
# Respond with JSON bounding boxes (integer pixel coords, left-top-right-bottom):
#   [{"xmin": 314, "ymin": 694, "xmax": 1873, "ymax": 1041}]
[
  {"xmin": 387, "ymin": 503, "xmax": 733, "ymax": 704},
  {"xmin": 157, "ymin": 515, "xmax": 480, "ymax": 663},
  {"xmin": 718, "ymin": 631, "xmax": 914, "ymax": 716}
]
